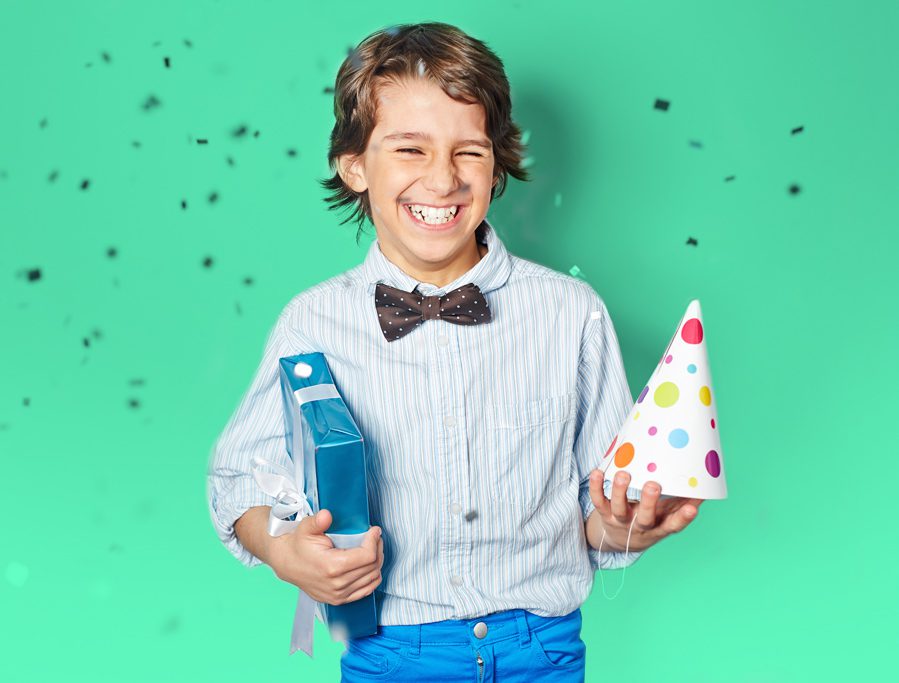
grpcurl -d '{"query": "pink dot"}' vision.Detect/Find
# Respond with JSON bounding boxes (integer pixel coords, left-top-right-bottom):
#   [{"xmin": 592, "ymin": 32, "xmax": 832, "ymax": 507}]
[
  {"xmin": 681, "ymin": 318, "xmax": 704, "ymax": 344},
  {"xmin": 648, "ymin": 426, "xmax": 657, "ymax": 435},
  {"xmin": 647, "ymin": 462, "xmax": 657, "ymax": 472},
  {"xmin": 665, "ymin": 355, "xmax": 673, "ymax": 364},
  {"xmin": 711, "ymin": 418, "xmax": 716, "ymax": 429}
]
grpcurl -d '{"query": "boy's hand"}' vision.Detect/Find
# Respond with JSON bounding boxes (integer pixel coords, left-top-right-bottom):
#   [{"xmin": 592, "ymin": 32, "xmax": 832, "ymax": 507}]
[
  {"xmin": 268, "ymin": 508, "xmax": 384, "ymax": 606},
  {"xmin": 586, "ymin": 468, "xmax": 703, "ymax": 553}
]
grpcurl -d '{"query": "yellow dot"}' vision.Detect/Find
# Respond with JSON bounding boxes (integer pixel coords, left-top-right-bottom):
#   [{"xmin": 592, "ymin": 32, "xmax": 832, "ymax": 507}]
[
  {"xmin": 654, "ymin": 382, "xmax": 679, "ymax": 407},
  {"xmin": 634, "ymin": 411, "xmax": 640, "ymax": 420},
  {"xmin": 688, "ymin": 477, "xmax": 698, "ymax": 487},
  {"xmin": 699, "ymin": 386, "xmax": 711, "ymax": 406}
]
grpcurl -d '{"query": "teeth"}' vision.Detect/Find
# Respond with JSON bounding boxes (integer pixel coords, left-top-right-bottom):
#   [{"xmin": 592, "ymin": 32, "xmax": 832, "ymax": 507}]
[{"xmin": 407, "ymin": 204, "xmax": 459, "ymax": 225}]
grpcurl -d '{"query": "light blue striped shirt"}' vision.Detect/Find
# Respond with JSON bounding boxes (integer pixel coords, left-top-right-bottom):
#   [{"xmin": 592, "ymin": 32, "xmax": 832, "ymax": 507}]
[{"xmin": 206, "ymin": 218, "xmax": 644, "ymax": 625}]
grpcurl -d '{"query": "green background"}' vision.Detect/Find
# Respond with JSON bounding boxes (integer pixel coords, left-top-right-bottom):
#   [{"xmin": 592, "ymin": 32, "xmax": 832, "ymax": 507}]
[{"xmin": 2, "ymin": 1, "xmax": 896, "ymax": 680}]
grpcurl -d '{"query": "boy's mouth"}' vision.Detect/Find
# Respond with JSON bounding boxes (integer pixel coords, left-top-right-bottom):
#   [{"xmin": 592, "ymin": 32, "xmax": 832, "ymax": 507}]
[{"xmin": 402, "ymin": 203, "xmax": 465, "ymax": 231}]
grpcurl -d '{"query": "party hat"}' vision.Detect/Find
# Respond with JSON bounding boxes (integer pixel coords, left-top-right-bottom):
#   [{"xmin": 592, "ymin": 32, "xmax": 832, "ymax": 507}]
[{"xmin": 601, "ymin": 299, "xmax": 727, "ymax": 502}]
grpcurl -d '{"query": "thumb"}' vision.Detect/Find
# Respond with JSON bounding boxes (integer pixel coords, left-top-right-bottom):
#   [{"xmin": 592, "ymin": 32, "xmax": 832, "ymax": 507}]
[{"xmin": 303, "ymin": 508, "xmax": 332, "ymax": 535}]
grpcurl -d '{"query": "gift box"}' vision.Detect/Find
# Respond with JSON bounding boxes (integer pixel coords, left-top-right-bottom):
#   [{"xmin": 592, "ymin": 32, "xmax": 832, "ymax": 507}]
[{"xmin": 252, "ymin": 352, "xmax": 377, "ymax": 656}]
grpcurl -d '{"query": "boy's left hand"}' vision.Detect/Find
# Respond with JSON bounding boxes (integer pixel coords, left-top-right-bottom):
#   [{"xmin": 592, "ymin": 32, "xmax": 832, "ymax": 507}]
[{"xmin": 587, "ymin": 468, "xmax": 704, "ymax": 553}]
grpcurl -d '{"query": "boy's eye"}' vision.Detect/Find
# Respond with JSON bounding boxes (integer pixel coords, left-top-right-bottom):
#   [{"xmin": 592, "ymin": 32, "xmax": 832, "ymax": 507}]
[{"xmin": 396, "ymin": 148, "xmax": 482, "ymax": 157}]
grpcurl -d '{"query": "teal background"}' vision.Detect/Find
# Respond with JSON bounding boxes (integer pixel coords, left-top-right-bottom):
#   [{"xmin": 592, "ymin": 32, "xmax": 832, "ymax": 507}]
[{"xmin": 2, "ymin": 1, "xmax": 896, "ymax": 680}]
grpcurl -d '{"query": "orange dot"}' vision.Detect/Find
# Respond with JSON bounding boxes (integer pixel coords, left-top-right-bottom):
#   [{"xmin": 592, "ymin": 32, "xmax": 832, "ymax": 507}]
[{"xmin": 614, "ymin": 442, "xmax": 635, "ymax": 468}]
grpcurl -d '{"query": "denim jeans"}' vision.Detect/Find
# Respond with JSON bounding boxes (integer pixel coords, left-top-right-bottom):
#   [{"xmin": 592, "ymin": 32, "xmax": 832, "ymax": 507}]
[{"xmin": 340, "ymin": 607, "xmax": 585, "ymax": 682}]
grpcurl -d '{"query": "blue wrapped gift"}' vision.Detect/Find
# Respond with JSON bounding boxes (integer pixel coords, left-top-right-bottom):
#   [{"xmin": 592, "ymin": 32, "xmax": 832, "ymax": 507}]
[{"xmin": 252, "ymin": 352, "xmax": 377, "ymax": 656}]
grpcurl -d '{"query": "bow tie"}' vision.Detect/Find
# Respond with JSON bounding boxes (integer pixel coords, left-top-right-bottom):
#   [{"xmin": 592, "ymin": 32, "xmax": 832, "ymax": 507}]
[{"xmin": 375, "ymin": 282, "xmax": 492, "ymax": 342}]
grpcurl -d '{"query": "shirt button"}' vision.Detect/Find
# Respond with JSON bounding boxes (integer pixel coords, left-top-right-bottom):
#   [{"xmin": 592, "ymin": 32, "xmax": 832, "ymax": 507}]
[
  {"xmin": 473, "ymin": 622, "xmax": 488, "ymax": 639},
  {"xmin": 450, "ymin": 502, "xmax": 462, "ymax": 514},
  {"xmin": 444, "ymin": 415, "xmax": 456, "ymax": 427},
  {"xmin": 450, "ymin": 575, "xmax": 463, "ymax": 587},
  {"xmin": 437, "ymin": 335, "xmax": 449, "ymax": 346}
]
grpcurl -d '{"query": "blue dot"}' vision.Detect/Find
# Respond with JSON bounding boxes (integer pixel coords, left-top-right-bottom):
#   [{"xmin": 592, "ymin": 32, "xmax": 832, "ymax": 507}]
[
  {"xmin": 668, "ymin": 428, "xmax": 689, "ymax": 448},
  {"xmin": 687, "ymin": 364, "xmax": 697, "ymax": 373}
]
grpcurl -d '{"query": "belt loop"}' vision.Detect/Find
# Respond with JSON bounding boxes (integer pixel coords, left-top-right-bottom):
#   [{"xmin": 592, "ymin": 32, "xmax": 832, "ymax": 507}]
[
  {"xmin": 407, "ymin": 623, "xmax": 421, "ymax": 658},
  {"xmin": 514, "ymin": 609, "xmax": 530, "ymax": 648}
]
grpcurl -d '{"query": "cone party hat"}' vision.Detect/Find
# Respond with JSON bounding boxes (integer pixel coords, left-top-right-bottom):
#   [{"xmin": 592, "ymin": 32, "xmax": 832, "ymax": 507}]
[{"xmin": 601, "ymin": 299, "xmax": 727, "ymax": 502}]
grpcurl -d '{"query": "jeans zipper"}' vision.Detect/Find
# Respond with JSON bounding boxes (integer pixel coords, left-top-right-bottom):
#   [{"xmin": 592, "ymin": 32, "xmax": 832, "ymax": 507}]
[{"xmin": 477, "ymin": 651, "xmax": 484, "ymax": 681}]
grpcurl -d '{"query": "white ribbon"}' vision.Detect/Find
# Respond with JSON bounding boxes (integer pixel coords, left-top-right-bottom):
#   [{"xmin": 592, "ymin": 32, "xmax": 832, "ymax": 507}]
[{"xmin": 252, "ymin": 455, "xmax": 368, "ymax": 656}]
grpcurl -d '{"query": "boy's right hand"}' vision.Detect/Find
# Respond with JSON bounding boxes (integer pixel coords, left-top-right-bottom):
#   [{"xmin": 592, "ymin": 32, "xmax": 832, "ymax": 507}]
[{"xmin": 267, "ymin": 508, "xmax": 384, "ymax": 606}]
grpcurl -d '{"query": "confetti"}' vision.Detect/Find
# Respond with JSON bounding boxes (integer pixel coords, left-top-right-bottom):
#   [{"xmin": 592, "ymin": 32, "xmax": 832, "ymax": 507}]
[{"xmin": 653, "ymin": 98, "xmax": 670, "ymax": 111}]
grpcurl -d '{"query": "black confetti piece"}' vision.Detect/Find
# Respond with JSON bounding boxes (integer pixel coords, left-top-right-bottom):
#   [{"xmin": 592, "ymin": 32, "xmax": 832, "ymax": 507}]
[
  {"xmin": 323, "ymin": 86, "xmax": 335, "ymax": 94},
  {"xmin": 653, "ymin": 98, "xmax": 670, "ymax": 111},
  {"xmin": 724, "ymin": 175, "xmax": 736, "ymax": 182},
  {"xmin": 47, "ymin": 170, "xmax": 59, "ymax": 182},
  {"xmin": 131, "ymin": 140, "xmax": 142, "ymax": 148},
  {"xmin": 26, "ymin": 268, "xmax": 42, "ymax": 282},
  {"xmin": 23, "ymin": 397, "xmax": 30, "ymax": 407},
  {"xmin": 83, "ymin": 337, "xmax": 90, "ymax": 348},
  {"xmin": 129, "ymin": 378, "xmax": 145, "ymax": 387},
  {"xmin": 196, "ymin": 138, "xmax": 208, "ymax": 145},
  {"xmin": 791, "ymin": 125, "xmax": 804, "ymax": 135},
  {"xmin": 286, "ymin": 148, "xmax": 298, "ymax": 157},
  {"xmin": 183, "ymin": 38, "xmax": 193, "ymax": 48},
  {"xmin": 101, "ymin": 51, "xmax": 112, "ymax": 63},
  {"xmin": 142, "ymin": 94, "xmax": 162, "ymax": 111},
  {"xmin": 80, "ymin": 179, "xmax": 90, "ymax": 190},
  {"xmin": 208, "ymin": 191, "xmax": 218, "ymax": 203},
  {"xmin": 243, "ymin": 276, "xmax": 254, "ymax": 286},
  {"xmin": 231, "ymin": 124, "xmax": 248, "ymax": 138},
  {"xmin": 180, "ymin": 199, "xmax": 187, "ymax": 209},
  {"xmin": 225, "ymin": 156, "xmax": 235, "ymax": 167},
  {"xmin": 163, "ymin": 56, "xmax": 170, "ymax": 68},
  {"xmin": 107, "ymin": 246, "xmax": 117, "ymax": 258},
  {"xmin": 127, "ymin": 398, "xmax": 141, "ymax": 409},
  {"xmin": 788, "ymin": 183, "xmax": 801, "ymax": 195},
  {"xmin": 688, "ymin": 140, "xmax": 703, "ymax": 149},
  {"xmin": 39, "ymin": 117, "xmax": 48, "ymax": 128},
  {"xmin": 464, "ymin": 510, "xmax": 478, "ymax": 522},
  {"xmin": 91, "ymin": 328, "xmax": 103, "ymax": 340},
  {"xmin": 686, "ymin": 237, "xmax": 698, "ymax": 246},
  {"xmin": 202, "ymin": 256, "xmax": 214, "ymax": 268}
]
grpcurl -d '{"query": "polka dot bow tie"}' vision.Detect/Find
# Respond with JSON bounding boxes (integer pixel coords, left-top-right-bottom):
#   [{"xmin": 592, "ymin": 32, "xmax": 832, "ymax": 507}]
[{"xmin": 375, "ymin": 282, "xmax": 492, "ymax": 342}]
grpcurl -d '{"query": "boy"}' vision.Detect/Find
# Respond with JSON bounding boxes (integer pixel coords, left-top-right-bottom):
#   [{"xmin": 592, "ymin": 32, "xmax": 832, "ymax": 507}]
[{"xmin": 207, "ymin": 21, "xmax": 702, "ymax": 682}]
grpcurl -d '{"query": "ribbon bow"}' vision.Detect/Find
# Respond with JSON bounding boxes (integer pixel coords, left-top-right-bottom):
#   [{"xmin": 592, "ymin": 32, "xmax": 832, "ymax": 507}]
[
  {"xmin": 251, "ymin": 455, "xmax": 368, "ymax": 657},
  {"xmin": 375, "ymin": 282, "xmax": 491, "ymax": 342}
]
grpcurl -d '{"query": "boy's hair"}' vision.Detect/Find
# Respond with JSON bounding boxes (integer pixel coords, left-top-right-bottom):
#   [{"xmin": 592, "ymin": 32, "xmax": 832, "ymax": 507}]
[{"xmin": 318, "ymin": 22, "xmax": 532, "ymax": 244}]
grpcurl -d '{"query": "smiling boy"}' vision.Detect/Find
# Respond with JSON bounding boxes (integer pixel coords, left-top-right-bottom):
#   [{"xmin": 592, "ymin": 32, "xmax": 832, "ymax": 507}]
[{"xmin": 207, "ymin": 21, "xmax": 701, "ymax": 682}]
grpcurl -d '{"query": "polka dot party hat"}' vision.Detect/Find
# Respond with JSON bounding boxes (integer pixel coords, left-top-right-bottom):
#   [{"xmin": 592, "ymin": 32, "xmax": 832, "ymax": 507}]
[{"xmin": 601, "ymin": 299, "xmax": 727, "ymax": 502}]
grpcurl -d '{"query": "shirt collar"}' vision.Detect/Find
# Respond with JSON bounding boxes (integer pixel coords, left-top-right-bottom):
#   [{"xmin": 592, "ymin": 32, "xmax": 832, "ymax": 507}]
[{"xmin": 361, "ymin": 218, "xmax": 512, "ymax": 297}]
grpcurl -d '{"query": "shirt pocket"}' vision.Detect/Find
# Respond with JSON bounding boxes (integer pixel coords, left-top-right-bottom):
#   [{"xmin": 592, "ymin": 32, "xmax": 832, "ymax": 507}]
[{"xmin": 483, "ymin": 391, "xmax": 577, "ymax": 510}]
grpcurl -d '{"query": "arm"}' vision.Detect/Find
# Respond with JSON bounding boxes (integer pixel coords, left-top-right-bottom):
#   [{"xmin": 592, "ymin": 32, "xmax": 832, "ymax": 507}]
[
  {"xmin": 206, "ymin": 297, "xmax": 308, "ymax": 568},
  {"xmin": 234, "ymin": 505, "xmax": 278, "ymax": 566},
  {"xmin": 572, "ymin": 296, "xmax": 646, "ymax": 570}
]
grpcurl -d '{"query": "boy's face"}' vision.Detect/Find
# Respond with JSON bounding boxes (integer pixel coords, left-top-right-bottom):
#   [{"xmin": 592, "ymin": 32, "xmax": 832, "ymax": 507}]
[{"xmin": 338, "ymin": 76, "xmax": 498, "ymax": 287}]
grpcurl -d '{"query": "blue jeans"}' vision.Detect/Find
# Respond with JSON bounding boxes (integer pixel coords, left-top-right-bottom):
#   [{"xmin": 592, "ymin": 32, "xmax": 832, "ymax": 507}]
[{"xmin": 339, "ymin": 607, "xmax": 585, "ymax": 682}]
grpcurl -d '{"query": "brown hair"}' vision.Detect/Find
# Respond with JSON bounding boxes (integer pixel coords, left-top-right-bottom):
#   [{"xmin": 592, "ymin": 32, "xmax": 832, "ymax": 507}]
[{"xmin": 318, "ymin": 22, "xmax": 532, "ymax": 244}]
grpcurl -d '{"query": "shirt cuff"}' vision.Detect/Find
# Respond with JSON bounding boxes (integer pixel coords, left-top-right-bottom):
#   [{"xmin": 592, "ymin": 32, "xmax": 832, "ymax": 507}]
[{"xmin": 207, "ymin": 473, "xmax": 274, "ymax": 568}]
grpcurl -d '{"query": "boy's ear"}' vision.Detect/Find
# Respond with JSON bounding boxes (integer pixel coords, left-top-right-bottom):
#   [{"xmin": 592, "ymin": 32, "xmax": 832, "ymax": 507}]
[{"xmin": 337, "ymin": 153, "xmax": 368, "ymax": 193}]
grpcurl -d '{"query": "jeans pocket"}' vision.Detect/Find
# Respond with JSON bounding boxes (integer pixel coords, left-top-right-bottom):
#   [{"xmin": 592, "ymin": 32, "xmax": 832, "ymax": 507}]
[
  {"xmin": 341, "ymin": 635, "xmax": 408, "ymax": 679},
  {"xmin": 530, "ymin": 611, "xmax": 586, "ymax": 670}
]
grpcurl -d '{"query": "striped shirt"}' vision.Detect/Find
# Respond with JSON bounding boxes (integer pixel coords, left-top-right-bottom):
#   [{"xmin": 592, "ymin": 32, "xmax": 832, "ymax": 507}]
[{"xmin": 206, "ymin": 218, "xmax": 645, "ymax": 625}]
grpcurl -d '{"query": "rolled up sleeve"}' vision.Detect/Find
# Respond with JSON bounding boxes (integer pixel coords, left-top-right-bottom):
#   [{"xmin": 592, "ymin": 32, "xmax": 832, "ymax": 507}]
[
  {"xmin": 206, "ymin": 298, "xmax": 306, "ymax": 568},
  {"xmin": 573, "ymin": 295, "xmax": 646, "ymax": 571}
]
